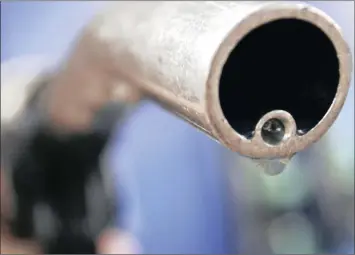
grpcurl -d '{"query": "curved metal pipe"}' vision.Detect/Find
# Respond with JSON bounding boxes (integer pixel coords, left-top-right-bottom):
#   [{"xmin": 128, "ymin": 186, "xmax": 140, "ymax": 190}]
[{"xmin": 53, "ymin": 1, "xmax": 352, "ymax": 159}]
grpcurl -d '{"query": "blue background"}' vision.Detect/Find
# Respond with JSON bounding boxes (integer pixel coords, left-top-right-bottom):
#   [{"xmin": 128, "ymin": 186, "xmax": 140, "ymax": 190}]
[{"xmin": 1, "ymin": 2, "xmax": 353, "ymax": 254}]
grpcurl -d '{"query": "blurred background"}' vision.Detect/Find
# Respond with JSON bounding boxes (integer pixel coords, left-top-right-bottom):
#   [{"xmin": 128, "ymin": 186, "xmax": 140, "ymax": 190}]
[{"xmin": 1, "ymin": 1, "xmax": 353, "ymax": 254}]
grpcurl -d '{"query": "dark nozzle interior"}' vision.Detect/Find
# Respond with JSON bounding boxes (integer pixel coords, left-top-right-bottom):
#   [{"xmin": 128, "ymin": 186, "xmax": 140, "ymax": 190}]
[{"xmin": 219, "ymin": 18, "xmax": 340, "ymax": 140}]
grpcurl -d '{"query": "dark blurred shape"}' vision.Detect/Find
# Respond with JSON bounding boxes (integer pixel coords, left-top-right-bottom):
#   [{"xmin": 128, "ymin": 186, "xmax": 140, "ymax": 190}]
[{"xmin": 7, "ymin": 102, "xmax": 131, "ymax": 253}]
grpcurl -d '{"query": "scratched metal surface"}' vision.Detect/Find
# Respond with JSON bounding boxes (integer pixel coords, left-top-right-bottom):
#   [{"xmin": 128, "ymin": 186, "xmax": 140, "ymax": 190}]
[
  {"xmin": 92, "ymin": 1, "xmax": 266, "ymax": 103},
  {"xmin": 76, "ymin": 1, "xmax": 275, "ymax": 145},
  {"xmin": 76, "ymin": 1, "xmax": 351, "ymax": 159}
]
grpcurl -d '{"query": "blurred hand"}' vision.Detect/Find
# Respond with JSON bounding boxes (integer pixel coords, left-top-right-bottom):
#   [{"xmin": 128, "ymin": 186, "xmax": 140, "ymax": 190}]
[
  {"xmin": 45, "ymin": 45, "xmax": 141, "ymax": 135},
  {"xmin": 1, "ymin": 55, "xmax": 141, "ymax": 254},
  {"xmin": 0, "ymin": 169, "xmax": 140, "ymax": 254},
  {"xmin": 45, "ymin": 54, "xmax": 114, "ymax": 134}
]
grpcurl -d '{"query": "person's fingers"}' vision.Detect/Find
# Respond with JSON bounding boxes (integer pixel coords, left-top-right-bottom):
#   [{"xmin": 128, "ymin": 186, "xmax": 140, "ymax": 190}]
[
  {"xmin": 1, "ymin": 168, "xmax": 12, "ymax": 220},
  {"xmin": 46, "ymin": 47, "xmax": 115, "ymax": 134},
  {"xmin": 96, "ymin": 229, "xmax": 141, "ymax": 254},
  {"xmin": 1, "ymin": 233, "xmax": 41, "ymax": 255},
  {"xmin": 1, "ymin": 169, "xmax": 42, "ymax": 254}
]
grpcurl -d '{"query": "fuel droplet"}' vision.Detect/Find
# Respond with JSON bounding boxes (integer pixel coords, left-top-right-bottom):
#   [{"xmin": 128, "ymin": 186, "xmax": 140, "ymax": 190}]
[
  {"xmin": 251, "ymin": 157, "xmax": 293, "ymax": 176},
  {"xmin": 245, "ymin": 131, "xmax": 255, "ymax": 139},
  {"xmin": 297, "ymin": 129, "xmax": 308, "ymax": 136}
]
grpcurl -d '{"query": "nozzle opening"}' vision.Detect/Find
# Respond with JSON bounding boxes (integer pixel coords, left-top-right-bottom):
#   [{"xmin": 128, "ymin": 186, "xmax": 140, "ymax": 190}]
[
  {"xmin": 219, "ymin": 18, "xmax": 340, "ymax": 139},
  {"xmin": 261, "ymin": 118, "xmax": 285, "ymax": 145}
]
